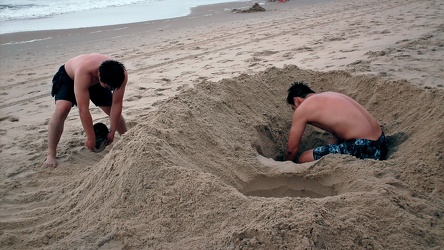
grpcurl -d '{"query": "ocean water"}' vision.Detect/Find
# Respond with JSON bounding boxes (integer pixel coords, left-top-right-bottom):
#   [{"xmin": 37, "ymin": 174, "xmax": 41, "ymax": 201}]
[{"xmin": 0, "ymin": 0, "xmax": 243, "ymax": 34}]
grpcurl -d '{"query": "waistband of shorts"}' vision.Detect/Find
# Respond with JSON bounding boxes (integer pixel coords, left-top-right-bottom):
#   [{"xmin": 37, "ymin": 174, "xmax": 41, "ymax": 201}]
[
  {"xmin": 59, "ymin": 65, "xmax": 66, "ymax": 73},
  {"xmin": 58, "ymin": 65, "xmax": 73, "ymax": 79},
  {"xmin": 344, "ymin": 131, "xmax": 386, "ymax": 144},
  {"xmin": 378, "ymin": 131, "xmax": 386, "ymax": 142}
]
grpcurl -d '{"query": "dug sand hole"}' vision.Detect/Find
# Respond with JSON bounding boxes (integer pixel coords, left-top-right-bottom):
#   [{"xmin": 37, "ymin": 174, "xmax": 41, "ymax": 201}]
[
  {"xmin": 250, "ymin": 124, "xmax": 335, "ymax": 198},
  {"xmin": 240, "ymin": 175, "xmax": 336, "ymax": 198},
  {"xmin": 254, "ymin": 123, "xmax": 331, "ymax": 161}
]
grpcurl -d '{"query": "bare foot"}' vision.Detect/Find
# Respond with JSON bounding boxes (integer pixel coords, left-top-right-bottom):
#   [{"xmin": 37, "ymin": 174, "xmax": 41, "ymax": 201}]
[{"xmin": 44, "ymin": 156, "xmax": 58, "ymax": 168}]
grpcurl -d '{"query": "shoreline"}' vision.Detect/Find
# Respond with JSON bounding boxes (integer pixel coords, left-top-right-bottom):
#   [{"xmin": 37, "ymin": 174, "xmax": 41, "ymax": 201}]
[
  {"xmin": 0, "ymin": 1, "xmax": 265, "ymax": 58},
  {"xmin": 0, "ymin": 0, "xmax": 332, "ymax": 46},
  {"xmin": 0, "ymin": 0, "xmax": 260, "ymax": 36},
  {"xmin": 0, "ymin": 0, "xmax": 247, "ymax": 35},
  {"xmin": 1, "ymin": 0, "xmax": 442, "ymax": 89},
  {"xmin": 0, "ymin": 0, "xmax": 334, "ymax": 78}
]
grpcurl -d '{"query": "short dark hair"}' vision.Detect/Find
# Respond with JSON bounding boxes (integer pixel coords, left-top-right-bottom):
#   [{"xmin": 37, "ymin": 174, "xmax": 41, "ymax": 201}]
[
  {"xmin": 286, "ymin": 82, "xmax": 315, "ymax": 105},
  {"xmin": 98, "ymin": 60, "xmax": 126, "ymax": 90}
]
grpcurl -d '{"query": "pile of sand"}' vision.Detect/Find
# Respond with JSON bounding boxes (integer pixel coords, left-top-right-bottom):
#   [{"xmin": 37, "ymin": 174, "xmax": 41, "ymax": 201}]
[
  {"xmin": 1, "ymin": 0, "xmax": 444, "ymax": 248},
  {"xmin": 232, "ymin": 3, "xmax": 266, "ymax": 13},
  {"xmin": 1, "ymin": 66, "xmax": 442, "ymax": 249}
]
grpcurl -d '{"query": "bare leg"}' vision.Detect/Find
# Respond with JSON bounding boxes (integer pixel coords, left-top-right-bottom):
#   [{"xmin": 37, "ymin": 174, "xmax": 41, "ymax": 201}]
[
  {"xmin": 298, "ymin": 149, "xmax": 315, "ymax": 163},
  {"xmin": 44, "ymin": 100, "xmax": 72, "ymax": 168},
  {"xmin": 99, "ymin": 106, "xmax": 127, "ymax": 135}
]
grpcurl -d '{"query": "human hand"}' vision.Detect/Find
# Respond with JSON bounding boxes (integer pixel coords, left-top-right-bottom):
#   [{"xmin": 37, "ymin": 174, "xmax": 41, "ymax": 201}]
[
  {"xmin": 106, "ymin": 132, "xmax": 115, "ymax": 146},
  {"xmin": 85, "ymin": 136, "xmax": 96, "ymax": 151}
]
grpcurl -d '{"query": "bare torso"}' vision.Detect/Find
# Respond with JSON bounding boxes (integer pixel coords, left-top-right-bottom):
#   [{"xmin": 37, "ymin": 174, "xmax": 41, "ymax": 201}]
[
  {"xmin": 301, "ymin": 92, "xmax": 381, "ymax": 140},
  {"xmin": 64, "ymin": 53, "xmax": 112, "ymax": 87}
]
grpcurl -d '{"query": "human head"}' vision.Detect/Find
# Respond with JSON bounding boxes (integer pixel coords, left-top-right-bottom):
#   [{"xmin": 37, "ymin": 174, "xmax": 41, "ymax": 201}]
[
  {"xmin": 286, "ymin": 82, "xmax": 315, "ymax": 105},
  {"xmin": 98, "ymin": 60, "xmax": 126, "ymax": 91}
]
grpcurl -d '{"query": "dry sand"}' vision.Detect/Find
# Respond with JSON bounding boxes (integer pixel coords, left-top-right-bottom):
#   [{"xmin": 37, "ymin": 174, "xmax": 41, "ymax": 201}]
[{"xmin": 0, "ymin": 0, "xmax": 443, "ymax": 249}]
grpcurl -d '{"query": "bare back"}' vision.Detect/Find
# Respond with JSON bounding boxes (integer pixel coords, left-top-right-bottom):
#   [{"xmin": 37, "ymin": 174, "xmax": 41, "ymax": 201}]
[
  {"xmin": 64, "ymin": 53, "xmax": 112, "ymax": 87},
  {"xmin": 300, "ymin": 92, "xmax": 381, "ymax": 140}
]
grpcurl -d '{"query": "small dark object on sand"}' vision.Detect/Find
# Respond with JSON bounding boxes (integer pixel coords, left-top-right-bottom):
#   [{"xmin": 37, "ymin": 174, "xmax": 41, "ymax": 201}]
[
  {"xmin": 93, "ymin": 122, "xmax": 109, "ymax": 153},
  {"xmin": 232, "ymin": 3, "xmax": 266, "ymax": 13}
]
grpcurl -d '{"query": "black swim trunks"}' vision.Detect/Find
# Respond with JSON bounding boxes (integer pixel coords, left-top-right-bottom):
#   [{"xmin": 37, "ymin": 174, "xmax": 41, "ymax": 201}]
[
  {"xmin": 51, "ymin": 65, "xmax": 112, "ymax": 107},
  {"xmin": 313, "ymin": 132, "xmax": 388, "ymax": 160}
]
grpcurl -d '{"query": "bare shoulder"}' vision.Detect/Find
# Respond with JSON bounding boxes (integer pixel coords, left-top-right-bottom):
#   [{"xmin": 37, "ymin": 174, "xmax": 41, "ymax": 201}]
[
  {"xmin": 315, "ymin": 91, "xmax": 346, "ymax": 98},
  {"xmin": 298, "ymin": 92, "xmax": 346, "ymax": 120},
  {"xmin": 301, "ymin": 92, "xmax": 334, "ymax": 107},
  {"xmin": 67, "ymin": 53, "xmax": 111, "ymax": 66},
  {"xmin": 309, "ymin": 92, "xmax": 356, "ymax": 105},
  {"xmin": 66, "ymin": 54, "xmax": 112, "ymax": 77}
]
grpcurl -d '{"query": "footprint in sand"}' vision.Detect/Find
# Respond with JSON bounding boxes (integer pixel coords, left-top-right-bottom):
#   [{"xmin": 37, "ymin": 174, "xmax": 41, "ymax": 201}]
[
  {"xmin": 126, "ymin": 95, "xmax": 143, "ymax": 102},
  {"xmin": 252, "ymin": 50, "xmax": 279, "ymax": 57}
]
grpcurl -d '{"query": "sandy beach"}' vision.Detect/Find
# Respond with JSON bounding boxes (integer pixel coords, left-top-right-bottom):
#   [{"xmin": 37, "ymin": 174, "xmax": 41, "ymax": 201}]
[{"xmin": 1, "ymin": 0, "xmax": 443, "ymax": 249}]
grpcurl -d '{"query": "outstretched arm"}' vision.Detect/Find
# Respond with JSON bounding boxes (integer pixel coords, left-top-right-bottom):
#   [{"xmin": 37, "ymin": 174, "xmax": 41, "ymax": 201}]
[
  {"xmin": 107, "ymin": 73, "xmax": 127, "ymax": 144},
  {"xmin": 74, "ymin": 74, "xmax": 95, "ymax": 150},
  {"xmin": 286, "ymin": 109, "xmax": 307, "ymax": 162}
]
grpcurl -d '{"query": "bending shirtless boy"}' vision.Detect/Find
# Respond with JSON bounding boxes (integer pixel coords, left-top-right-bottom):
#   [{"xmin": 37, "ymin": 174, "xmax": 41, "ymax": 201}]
[
  {"xmin": 44, "ymin": 53, "xmax": 128, "ymax": 167},
  {"xmin": 286, "ymin": 82, "xmax": 387, "ymax": 163}
]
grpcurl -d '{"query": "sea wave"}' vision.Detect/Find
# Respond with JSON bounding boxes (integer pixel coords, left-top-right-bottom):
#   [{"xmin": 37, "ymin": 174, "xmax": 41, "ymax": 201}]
[{"xmin": 0, "ymin": 0, "xmax": 148, "ymax": 21}]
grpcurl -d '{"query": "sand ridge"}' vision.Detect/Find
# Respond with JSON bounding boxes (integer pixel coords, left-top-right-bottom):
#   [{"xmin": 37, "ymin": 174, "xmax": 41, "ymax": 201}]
[{"xmin": 0, "ymin": 0, "xmax": 443, "ymax": 249}]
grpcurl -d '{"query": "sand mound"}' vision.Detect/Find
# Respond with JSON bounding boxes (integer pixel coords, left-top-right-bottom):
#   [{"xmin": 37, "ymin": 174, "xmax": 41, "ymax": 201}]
[
  {"xmin": 1, "ymin": 66, "xmax": 443, "ymax": 249},
  {"xmin": 232, "ymin": 3, "xmax": 266, "ymax": 13}
]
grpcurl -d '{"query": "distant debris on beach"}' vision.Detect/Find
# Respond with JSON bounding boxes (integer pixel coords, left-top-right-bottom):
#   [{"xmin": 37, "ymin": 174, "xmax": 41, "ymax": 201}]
[{"xmin": 232, "ymin": 3, "xmax": 266, "ymax": 13}]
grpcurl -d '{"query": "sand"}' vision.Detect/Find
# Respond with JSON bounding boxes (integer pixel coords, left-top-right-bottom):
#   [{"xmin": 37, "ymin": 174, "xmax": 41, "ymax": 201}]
[{"xmin": 0, "ymin": 0, "xmax": 443, "ymax": 249}]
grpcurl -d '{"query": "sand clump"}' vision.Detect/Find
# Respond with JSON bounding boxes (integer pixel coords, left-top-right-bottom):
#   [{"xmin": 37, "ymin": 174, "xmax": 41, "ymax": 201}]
[
  {"xmin": 1, "ymin": 66, "xmax": 443, "ymax": 249},
  {"xmin": 232, "ymin": 3, "xmax": 266, "ymax": 13}
]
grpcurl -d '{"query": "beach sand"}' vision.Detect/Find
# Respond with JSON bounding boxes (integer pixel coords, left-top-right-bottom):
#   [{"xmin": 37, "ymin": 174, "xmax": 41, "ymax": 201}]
[{"xmin": 0, "ymin": 0, "xmax": 443, "ymax": 248}]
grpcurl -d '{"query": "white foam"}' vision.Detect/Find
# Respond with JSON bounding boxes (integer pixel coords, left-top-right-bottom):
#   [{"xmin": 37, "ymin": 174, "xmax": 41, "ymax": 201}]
[
  {"xmin": 0, "ymin": 36, "xmax": 53, "ymax": 46},
  {"xmin": 0, "ymin": 0, "xmax": 147, "ymax": 21},
  {"xmin": 0, "ymin": 0, "xmax": 244, "ymax": 34}
]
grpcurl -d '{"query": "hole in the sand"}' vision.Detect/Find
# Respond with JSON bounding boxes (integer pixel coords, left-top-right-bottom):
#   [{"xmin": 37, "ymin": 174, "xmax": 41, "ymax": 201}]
[
  {"xmin": 253, "ymin": 124, "xmax": 287, "ymax": 161},
  {"xmin": 254, "ymin": 122, "xmax": 331, "ymax": 161},
  {"xmin": 386, "ymin": 132, "xmax": 408, "ymax": 158},
  {"xmin": 240, "ymin": 175, "xmax": 336, "ymax": 198}
]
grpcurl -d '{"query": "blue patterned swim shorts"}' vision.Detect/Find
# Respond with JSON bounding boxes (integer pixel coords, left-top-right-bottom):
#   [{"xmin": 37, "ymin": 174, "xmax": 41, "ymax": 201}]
[{"xmin": 313, "ymin": 132, "xmax": 387, "ymax": 160}]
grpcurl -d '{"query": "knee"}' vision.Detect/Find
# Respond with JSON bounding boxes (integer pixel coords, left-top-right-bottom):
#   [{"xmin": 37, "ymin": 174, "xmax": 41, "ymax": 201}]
[
  {"xmin": 56, "ymin": 107, "xmax": 71, "ymax": 117},
  {"xmin": 298, "ymin": 150, "xmax": 315, "ymax": 163},
  {"xmin": 54, "ymin": 103, "xmax": 72, "ymax": 119}
]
